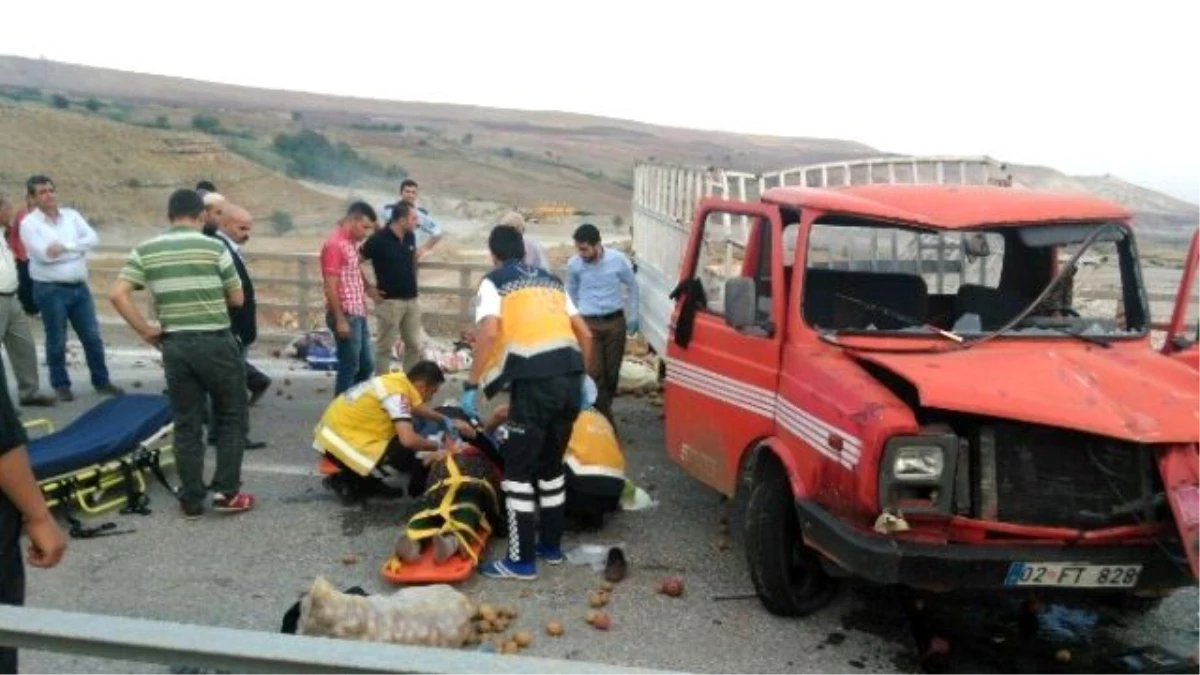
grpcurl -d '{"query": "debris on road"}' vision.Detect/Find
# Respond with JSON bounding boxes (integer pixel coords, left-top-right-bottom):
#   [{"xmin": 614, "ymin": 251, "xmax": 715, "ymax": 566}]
[{"xmin": 659, "ymin": 575, "xmax": 685, "ymax": 597}]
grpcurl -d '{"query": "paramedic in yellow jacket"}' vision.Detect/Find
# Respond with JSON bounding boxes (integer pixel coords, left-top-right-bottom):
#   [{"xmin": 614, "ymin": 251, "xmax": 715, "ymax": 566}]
[
  {"xmin": 563, "ymin": 406, "xmax": 626, "ymax": 531},
  {"xmin": 314, "ymin": 360, "xmax": 473, "ymax": 502},
  {"xmin": 459, "ymin": 224, "xmax": 593, "ymax": 581}
]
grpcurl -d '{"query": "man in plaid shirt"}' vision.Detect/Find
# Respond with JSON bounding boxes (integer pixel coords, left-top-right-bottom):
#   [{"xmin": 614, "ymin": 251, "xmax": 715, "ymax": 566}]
[{"xmin": 320, "ymin": 201, "xmax": 379, "ymax": 395}]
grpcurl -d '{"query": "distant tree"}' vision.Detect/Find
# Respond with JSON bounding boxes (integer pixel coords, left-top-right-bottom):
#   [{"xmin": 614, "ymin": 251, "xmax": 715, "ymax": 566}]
[
  {"xmin": 49, "ymin": 94, "xmax": 70, "ymax": 109},
  {"xmin": 154, "ymin": 114, "xmax": 170, "ymax": 129},
  {"xmin": 291, "ymin": 110, "xmax": 303, "ymax": 122},
  {"xmin": 84, "ymin": 97, "xmax": 101, "ymax": 112},
  {"xmin": 273, "ymin": 129, "xmax": 359, "ymax": 183},
  {"xmin": 612, "ymin": 215, "xmax": 624, "ymax": 228},
  {"xmin": 269, "ymin": 210, "xmax": 295, "ymax": 236},
  {"xmin": 461, "ymin": 133, "xmax": 473, "ymax": 145},
  {"xmin": 192, "ymin": 114, "xmax": 223, "ymax": 134},
  {"xmin": 499, "ymin": 147, "xmax": 515, "ymax": 159}
]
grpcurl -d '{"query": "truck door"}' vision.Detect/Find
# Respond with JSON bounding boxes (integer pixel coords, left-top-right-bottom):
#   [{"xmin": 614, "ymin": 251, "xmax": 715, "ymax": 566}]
[
  {"xmin": 1162, "ymin": 228, "xmax": 1198, "ymax": 369},
  {"xmin": 1159, "ymin": 229, "xmax": 1200, "ymax": 578},
  {"xmin": 663, "ymin": 199, "xmax": 785, "ymax": 496}
]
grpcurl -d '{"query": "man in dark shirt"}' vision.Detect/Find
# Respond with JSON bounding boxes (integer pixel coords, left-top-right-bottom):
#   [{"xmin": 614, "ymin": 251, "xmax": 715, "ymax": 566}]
[
  {"xmin": 0, "ymin": 360, "xmax": 68, "ymax": 673},
  {"xmin": 204, "ymin": 203, "xmax": 270, "ymax": 449},
  {"xmin": 361, "ymin": 202, "xmax": 427, "ymax": 375}
]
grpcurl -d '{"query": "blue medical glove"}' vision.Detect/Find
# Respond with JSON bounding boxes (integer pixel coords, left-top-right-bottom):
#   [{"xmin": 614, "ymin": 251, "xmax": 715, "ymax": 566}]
[
  {"xmin": 459, "ymin": 385, "xmax": 480, "ymax": 419},
  {"xmin": 580, "ymin": 375, "xmax": 597, "ymax": 409},
  {"xmin": 440, "ymin": 415, "xmax": 460, "ymax": 440},
  {"xmin": 627, "ymin": 317, "xmax": 640, "ymax": 335}
]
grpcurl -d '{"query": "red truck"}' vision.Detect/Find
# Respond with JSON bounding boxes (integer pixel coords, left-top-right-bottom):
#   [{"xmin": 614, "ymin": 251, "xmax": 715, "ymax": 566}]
[{"xmin": 649, "ymin": 171, "xmax": 1199, "ymax": 615}]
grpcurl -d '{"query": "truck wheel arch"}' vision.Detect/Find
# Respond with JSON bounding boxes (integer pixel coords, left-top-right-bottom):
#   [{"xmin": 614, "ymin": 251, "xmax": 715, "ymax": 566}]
[{"xmin": 741, "ymin": 438, "xmax": 811, "ymax": 501}]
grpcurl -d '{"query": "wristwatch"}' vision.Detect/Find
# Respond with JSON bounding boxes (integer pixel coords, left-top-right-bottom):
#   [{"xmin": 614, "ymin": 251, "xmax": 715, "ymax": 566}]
[{"xmin": 463, "ymin": 381, "xmax": 478, "ymax": 391}]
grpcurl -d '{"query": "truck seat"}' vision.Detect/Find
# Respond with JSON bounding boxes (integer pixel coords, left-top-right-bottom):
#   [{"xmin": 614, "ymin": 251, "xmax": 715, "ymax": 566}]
[
  {"xmin": 954, "ymin": 284, "xmax": 1030, "ymax": 330},
  {"xmin": 802, "ymin": 269, "xmax": 929, "ymax": 331}
]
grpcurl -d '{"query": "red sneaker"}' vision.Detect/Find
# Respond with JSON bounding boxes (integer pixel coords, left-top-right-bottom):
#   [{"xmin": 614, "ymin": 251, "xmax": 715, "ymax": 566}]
[{"xmin": 212, "ymin": 492, "xmax": 255, "ymax": 513}]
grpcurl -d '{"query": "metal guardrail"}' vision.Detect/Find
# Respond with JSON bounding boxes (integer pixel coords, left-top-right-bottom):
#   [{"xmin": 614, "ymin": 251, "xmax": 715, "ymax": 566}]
[{"xmin": 0, "ymin": 605, "xmax": 672, "ymax": 674}]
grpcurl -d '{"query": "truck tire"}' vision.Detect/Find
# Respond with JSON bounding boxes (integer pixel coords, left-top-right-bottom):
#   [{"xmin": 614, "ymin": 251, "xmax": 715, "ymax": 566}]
[{"xmin": 744, "ymin": 467, "xmax": 838, "ymax": 617}]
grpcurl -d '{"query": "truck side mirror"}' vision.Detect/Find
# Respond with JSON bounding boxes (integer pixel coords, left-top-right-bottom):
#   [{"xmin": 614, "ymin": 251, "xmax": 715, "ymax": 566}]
[{"xmin": 724, "ymin": 277, "xmax": 757, "ymax": 330}]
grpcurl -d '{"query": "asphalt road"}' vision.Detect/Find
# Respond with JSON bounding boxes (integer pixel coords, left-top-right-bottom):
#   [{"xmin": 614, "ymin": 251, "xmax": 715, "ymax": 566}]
[{"xmin": 6, "ymin": 345, "xmax": 1198, "ymax": 674}]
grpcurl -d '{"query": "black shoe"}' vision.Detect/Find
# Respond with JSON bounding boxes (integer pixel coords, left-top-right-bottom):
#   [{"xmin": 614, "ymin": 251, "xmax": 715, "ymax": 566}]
[
  {"xmin": 181, "ymin": 502, "xmax": 204, "ymax": 520},
  {"xmin": 55, "ymin": 387, "xmax": 74, "ymax": 402},
  {"xmin": 20, "ymin": 394, "xmax": 57, "ymax": 407},
  {"xmin": 244, "ymin": 439, "xmax": 267, "ymax": 450},
  {"xmin": 248, "ymin": 383, "xmax": 270, "ymax": 406},
  {"xmin": 604, "ymin": 546, "xmax": 628, "ymax": 583},
  {"xmin": 95, "ymin": 383, "xmax": 125, "ymax": 396}
]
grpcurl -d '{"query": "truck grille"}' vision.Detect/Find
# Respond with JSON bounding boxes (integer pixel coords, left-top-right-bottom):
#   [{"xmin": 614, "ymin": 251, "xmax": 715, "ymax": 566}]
[{"xmin": 983, "ymin": 424, "xmax": 1159, "ymax": 529}]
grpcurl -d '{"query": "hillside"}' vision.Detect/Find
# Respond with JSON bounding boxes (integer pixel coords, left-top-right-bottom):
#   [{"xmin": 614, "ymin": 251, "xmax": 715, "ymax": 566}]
[
  {"xmin": 0, "ymin": 55, "xmax": 1195, "ymax": 248},
  {"xmin": 0, "ymin": 104, "xmax": 349, "ymax": 238},
  {"xmin": 0, "ymin": 55, "xmax": 879, "ymax": 220},
  {"xmin": 1005, "ymin": 164, "xmax": 1198, "ymax": 244}
]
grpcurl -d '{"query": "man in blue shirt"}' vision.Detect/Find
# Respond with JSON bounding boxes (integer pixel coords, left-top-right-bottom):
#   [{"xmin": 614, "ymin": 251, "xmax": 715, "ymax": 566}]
[
  {"xmin": 566, "ymin": 223, "xmax": 639, "ymax": 423},
  {"xmin": 383, "ymin": 178, "xmax": 443, "ymax": 258}
]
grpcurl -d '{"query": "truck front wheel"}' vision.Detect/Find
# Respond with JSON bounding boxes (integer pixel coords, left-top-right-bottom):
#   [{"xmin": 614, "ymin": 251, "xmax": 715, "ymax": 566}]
[{"xmin": 744, "ymin": 468, "xmax": 838, "ymax": 617}]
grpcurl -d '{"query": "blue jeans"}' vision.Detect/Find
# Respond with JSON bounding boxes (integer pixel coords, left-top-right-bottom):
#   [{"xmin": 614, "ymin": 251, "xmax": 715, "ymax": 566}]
[
  {"xmin": 32, "ymin": 281, "xmax": 111, "ymax": 391},
  {"xmin": 327, "ymin": 312, "xmax": 373, "ymax": 395}
]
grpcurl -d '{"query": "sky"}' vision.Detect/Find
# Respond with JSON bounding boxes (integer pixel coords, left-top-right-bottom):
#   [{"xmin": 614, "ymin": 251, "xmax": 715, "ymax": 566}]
[{"xmin": 4, "ymin": 0, "xmax": 1197, "ymax": 203}]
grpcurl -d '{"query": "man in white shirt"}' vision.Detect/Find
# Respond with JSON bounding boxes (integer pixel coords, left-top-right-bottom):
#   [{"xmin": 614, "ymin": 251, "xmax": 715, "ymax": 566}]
[
  {"xmin": 0, "ymin": 196, "xmax": 55, "ymax": 407},
  {"xmin": 18, "ymin": 175, "xmax": 122, "ymax": 402}
]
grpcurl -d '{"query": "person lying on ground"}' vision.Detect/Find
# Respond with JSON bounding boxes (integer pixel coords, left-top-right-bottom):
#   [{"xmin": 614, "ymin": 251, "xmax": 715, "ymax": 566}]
[
  {"xmin": 392, "ymin": 405, "xmax": 507, "ymax": 565},
  {"xmin": 313, "ymin": 360, "xmax": 474, "ymax": 503}
]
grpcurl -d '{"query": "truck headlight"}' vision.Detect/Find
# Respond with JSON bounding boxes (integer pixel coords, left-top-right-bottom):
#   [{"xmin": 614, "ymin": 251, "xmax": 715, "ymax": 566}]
[
  {"xmin": 879, "ymin": 434, "xmax": 961, "ymax": 516},
  {"xmin": 893, "ymin": 445, "xmax": 945, "ymax": 481}
]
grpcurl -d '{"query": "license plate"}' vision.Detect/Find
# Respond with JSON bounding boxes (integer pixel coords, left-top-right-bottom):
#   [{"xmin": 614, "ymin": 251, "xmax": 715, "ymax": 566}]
[{"xmin": 1004, "ymin": 562, "xmax": 1142, "ymax": 588}]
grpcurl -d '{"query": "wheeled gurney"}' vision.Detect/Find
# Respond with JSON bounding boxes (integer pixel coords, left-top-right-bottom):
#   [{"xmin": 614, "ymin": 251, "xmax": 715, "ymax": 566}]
[{"xmin": 24, "ymin": 394, "xmax": 178, "ymax": 536}]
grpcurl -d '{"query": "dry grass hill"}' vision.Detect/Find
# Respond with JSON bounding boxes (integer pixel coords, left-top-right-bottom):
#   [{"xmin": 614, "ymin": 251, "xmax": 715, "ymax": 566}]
[{"xmin": 0, "ymin": 55, "xmax": 1195, "ymax": 251}]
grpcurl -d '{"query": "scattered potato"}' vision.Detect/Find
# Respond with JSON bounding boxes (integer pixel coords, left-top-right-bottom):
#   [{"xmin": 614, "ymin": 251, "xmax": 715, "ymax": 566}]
[
  {"xmin": 479, "ymin": 604, "xmax": 498, "ymax": 622},
  {"xmin": 514, "ymin": 630, "xmax": 533, "ymax": 648},
  {"xmin": 545, "ymin": 620, "xmax": 564, "ymax": 637}
]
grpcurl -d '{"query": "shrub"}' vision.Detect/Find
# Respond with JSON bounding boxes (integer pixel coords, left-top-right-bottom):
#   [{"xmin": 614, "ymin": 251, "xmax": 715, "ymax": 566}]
[
  {"xmin": 192, "ymin": 114, "xmax": 223, "ymax": 134},
  {"xmin": 50, "ymin": 94, "xmax": 70, "ymax": 109},
  {"xmin": 84, "ymin": 98, "xmax": 101, "ymax": 112},
  {"xmin": 270, "ymin": 210, "xmax": 295, "ymax": 235}
]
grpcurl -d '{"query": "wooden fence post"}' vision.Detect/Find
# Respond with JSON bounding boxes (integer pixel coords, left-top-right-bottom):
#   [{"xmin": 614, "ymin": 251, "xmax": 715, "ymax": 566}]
[
  {"xmin": 458, "ymin": 266, "xmax": 473, "ymax": 322},
  {"xmin": 297, "ymin": 257, "xmax": 312, "ymax": 330}
]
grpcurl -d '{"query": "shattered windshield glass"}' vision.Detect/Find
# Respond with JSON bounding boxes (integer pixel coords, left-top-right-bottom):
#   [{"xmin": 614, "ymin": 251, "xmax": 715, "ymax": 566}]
[{"xmin": 800, "ymin": 219, "xmax": 1147, "ymax": 340}]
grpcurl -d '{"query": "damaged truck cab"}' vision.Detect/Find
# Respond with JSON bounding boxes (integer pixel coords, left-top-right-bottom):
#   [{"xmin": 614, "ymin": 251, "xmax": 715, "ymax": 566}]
[{"xmin": 662, "ymin": 184, "xmax": 1199, "ymax": 616}]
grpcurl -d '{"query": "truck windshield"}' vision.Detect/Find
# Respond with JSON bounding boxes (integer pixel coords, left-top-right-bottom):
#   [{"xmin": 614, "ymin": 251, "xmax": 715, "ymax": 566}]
[{"xmin": 800, "ymin": 219, "xmax": 1148, "ymax": 340}]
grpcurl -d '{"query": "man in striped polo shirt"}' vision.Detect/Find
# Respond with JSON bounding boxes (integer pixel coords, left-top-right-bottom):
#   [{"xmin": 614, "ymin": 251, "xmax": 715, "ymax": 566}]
[{"xmin": 109, "ymin": 189, "xmax": 254, "ymax": 519}]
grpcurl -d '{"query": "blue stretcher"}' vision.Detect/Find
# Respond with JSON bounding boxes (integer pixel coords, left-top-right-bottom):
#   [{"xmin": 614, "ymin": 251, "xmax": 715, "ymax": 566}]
[{"xmin": 25, "ymin": 394, "xmax": 178, "ymax": 536}]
